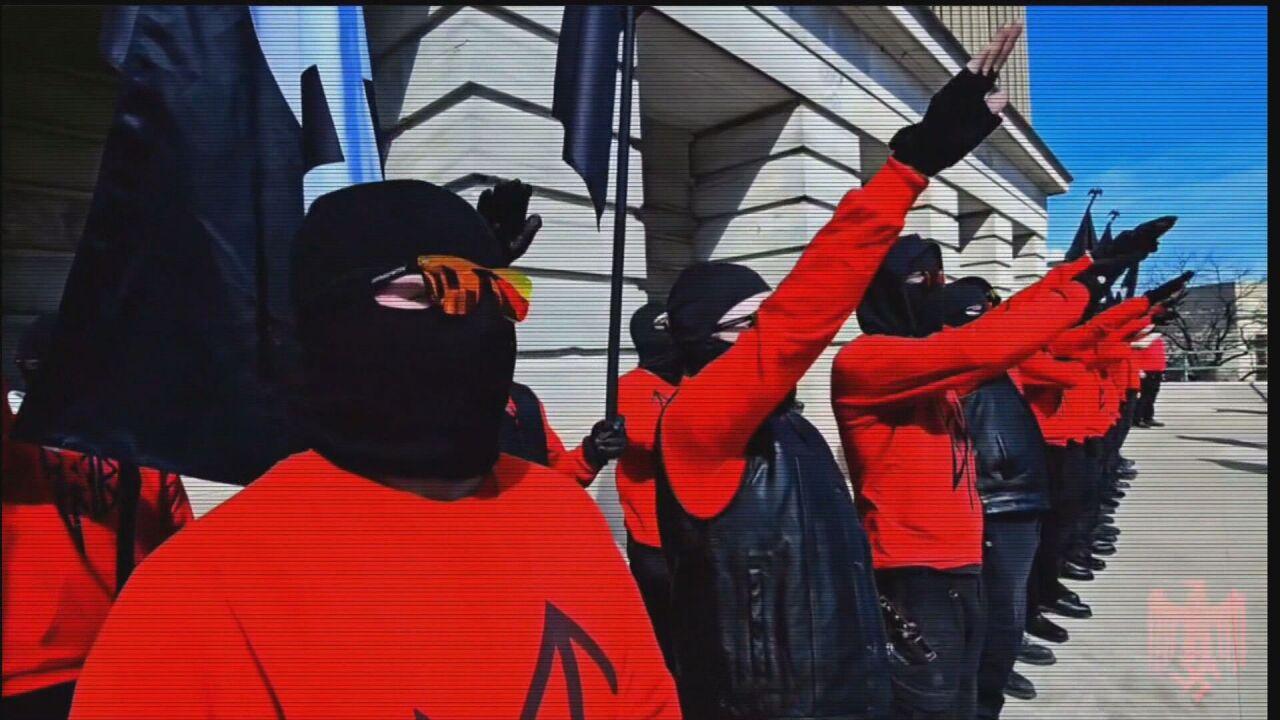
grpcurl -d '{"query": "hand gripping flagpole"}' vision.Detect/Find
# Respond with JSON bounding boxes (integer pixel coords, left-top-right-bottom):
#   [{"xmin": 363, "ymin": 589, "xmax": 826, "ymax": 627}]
[{"xmin": 604, "ymin": 6, "xmax": 636, "ymax": 422}]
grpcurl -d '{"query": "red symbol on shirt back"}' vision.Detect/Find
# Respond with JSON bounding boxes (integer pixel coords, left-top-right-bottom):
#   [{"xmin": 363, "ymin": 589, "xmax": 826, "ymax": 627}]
[{"xmin": 1147, "ymin": 580, "xmax": 1247, "ymax": 702}]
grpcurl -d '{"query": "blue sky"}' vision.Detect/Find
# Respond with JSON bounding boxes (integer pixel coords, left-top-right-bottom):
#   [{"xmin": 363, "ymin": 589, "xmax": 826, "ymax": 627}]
[{"xmin": 1026, "ymin": 5, "xmax": 1267, "ymax": 282}]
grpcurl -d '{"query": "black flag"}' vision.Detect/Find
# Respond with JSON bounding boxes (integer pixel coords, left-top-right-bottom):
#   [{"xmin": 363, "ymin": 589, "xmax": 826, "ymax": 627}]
[
  {"xmin": 12, "ymin": 6, "xmax": 334, "ymax": 483},
  {"xmin": 1064, "ymin": 193, "xmax": 1100, "ymax": 262},
  {"xmin": 551, "ymin": 6, "xmax": 629, "ymax": 225}
]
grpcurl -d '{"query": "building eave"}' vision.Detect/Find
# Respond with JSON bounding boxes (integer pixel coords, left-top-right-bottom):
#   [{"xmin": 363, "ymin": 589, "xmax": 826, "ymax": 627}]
[{"xmin": 868, "ymin": 6, "xmax": 1074, "ymax": 196}]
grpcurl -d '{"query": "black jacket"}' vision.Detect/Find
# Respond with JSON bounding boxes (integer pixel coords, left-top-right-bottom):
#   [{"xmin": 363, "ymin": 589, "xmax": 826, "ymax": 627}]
[
  {"xmin": 656, "ymin": 402, "xmax": 892, "ymax": 720},
  {"xmin": 961, "ymin": 373, "xmax": 1051, "ymax": 515}
]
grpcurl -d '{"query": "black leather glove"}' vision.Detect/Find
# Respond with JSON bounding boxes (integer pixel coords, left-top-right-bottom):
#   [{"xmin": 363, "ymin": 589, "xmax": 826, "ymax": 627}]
[
  {"xmin": 582, "ymin": 416, "xmax": 627, "ymax": 470},
  {"xmin": 889, "ymin": 69, "xmax": 1003, "ymax": 177},
  {"xmin": 477, "ymin": 179, "xmax": 542, "ymax": 268},
  {"xmin": 1145, "ymin": 271, "xmax": 1194, "ymax": 306}
]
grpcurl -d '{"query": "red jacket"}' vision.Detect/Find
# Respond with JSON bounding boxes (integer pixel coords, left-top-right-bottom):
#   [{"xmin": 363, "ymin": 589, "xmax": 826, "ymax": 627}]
[
  {"xmin": 659, "ymin": 158, "xmax": 928, "ymax": 521},
  {"xmin": 3, "ymin": 384, "xmax": 193, "ymax": 698},
  {"xmin": 832, "ymin": 258, "xmax": 1092, "ymax": 570},
  {"xmin": 615, "ymin": 368, "xmax": 675, "ymax": 549},
  {"xmin": 70, "ymin": 452, "xmax": 679, "ymax": 719}
]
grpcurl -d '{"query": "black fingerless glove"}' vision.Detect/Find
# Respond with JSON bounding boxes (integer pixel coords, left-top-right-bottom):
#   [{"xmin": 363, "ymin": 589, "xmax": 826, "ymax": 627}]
[{"xmin": 889, "ymin": 69, "xmax": 1003, "ymax": 177}]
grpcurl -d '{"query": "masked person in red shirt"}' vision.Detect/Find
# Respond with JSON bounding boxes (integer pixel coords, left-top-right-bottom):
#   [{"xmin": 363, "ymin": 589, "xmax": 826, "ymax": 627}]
[
  {"xmin": 653, "ymin": 24, "xmax": 1024, "ymax": 720},
  {"xmin": 1134, "ymin": 333, "xmax": 1168, "ymax": 427},
  {"xmin": 70, "ymin": 180, "xmax": 678, "ymax": 719},
  {"xmin": 3, "ymin": 316, "xmax": 193, "ymax": 720},
  {"xmin": 614, "ymin": 302, "xmax": 681, "ymax": 670}
]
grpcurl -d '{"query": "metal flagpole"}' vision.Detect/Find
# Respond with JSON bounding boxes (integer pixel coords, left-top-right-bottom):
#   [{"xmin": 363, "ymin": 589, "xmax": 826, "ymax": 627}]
[{"xmin": 604, "ymin": 5, "xmax": 636, "ymax": 421}]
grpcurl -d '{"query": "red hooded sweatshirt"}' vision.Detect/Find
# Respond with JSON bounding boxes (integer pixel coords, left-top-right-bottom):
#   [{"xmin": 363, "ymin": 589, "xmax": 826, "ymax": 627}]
[
  {"xmin": 832, "ymin": 257, "xmax": 1093, "ymax": 570},
  {"xmin": 659, "ymin": 158, "xmax": 928, "ymax": 521},
  {"xmin": 2, "ymin": 383, "xmax": 193, "ymax": 698},
  {"xmin": 615, "ymin": 368, "xmax": 676, "ymax": 548}
]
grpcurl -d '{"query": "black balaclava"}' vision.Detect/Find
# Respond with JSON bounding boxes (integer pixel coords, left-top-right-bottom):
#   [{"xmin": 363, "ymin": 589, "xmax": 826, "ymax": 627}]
[
  {"xmin": 15, "ymin": 313, "xmax": 58, "ymax": 391},
  {"xmin": 630, "ymin": 301, "xmax": 682, "ymax": 386},
  {"xmin": 941, "ymin": 277, "xmax": 993, "ymax": 329},
  {"xmin": 857, "ymin": 234, "xmax": 946, "ymax": 338},
  {"xmin": 290, "ymin": 180, "xmax": 516, "ymax": 481},
  {"xmin": 665, "ymin": 262, "xmax": 771, "ymax": 377}
]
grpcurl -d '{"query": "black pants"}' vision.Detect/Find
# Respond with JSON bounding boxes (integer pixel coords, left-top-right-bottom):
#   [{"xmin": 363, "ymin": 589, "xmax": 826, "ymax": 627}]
[
  {"xmin": 0, "ymin": 681, "xmax": 76, "ymax": 720},
  {"xmin": 977, "ymin": 514, "xmax": 1041, "ymax": 720},
  {"xmin": 1137, "ymin": 372, "xmax": 1163, "ymax": 423},
  {"xmin": 876, "ymin": 567, "xmax": 985, "ymax": 719},
  {"xmin": 1030, "ymin": 443, "xmax": 1085, "ymax": 611},
  {"xmin": 626, "ymin": 534, "xmax": 675, "ymax": 673}
]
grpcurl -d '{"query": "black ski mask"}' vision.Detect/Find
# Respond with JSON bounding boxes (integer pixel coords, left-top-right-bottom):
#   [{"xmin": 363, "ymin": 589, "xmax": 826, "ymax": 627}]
[
  {"xmin": 15, "ymin": 313, "xmax": 58, "ymax": 391},
  {"xmin": 941, "ymin": 277, "xmax": 995, "ymax": 329},
  {"xmin": 665, "ymin": 262, "xmax": 771, "ymax": 377},
  {"xmin": 857, "ymin": 235, "xmax": 946, "ymax": 338},
  {"xmin": 630, "ymin": 302, "xmax": 682, "ymax": 386},
  {"xmin": 290, "ymin": 180, "xmax": 517, "ymax": 481}
]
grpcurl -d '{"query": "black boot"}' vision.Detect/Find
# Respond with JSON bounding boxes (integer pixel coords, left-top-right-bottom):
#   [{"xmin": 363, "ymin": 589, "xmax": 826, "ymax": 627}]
[
  {"xmin": 1027, "ymin": 613, "xmax": 1069, "ymax": 644},
  {"xmin": 1060, "ymin": 560, "xmax": 1095, "ymax": 581},
  {"xmin": 1091, "ymin": 540, "xmax": 1117, "ymax": 556},
  {"xmin": 1018, "ymin": 636, "xmax": 1057, "ymax": 666},
  {"xmin": 1042, "ymin": 593, "xmax": 1093, "ymax": 619},
  {"xmin": 1147, "ymin": 420, "xmax": 1165, "ymax": 427},
  {"xmin": 1115, "ymin": 480, "xmax": 1132, "ymax": 490},
  {"xmin": 1004, "ymin": 670, "xmax": 1037, "ymax": 701}
]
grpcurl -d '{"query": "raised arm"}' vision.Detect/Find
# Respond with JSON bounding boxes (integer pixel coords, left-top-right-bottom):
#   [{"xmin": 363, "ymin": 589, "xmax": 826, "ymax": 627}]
[
  {"xmin": 834, "ymin": 257, "xmax": 1093, "ymax": 408},
  {"xmin": 661, "ymin": 160, "xmax": 926, "ymax": 517}
]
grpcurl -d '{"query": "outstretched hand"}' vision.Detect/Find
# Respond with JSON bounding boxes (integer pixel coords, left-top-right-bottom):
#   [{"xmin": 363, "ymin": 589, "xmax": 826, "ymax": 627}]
[
  {"xmin": 477, "ymin": 179, "xmax": 543, "ymax": 267},
  {"xmin": 889, "ymin": 22, "xmax": 1022, "ymax": 176},
  {"xmin": 1145, "ymin": 270, "xmax": 1195, "ymax": 306}
]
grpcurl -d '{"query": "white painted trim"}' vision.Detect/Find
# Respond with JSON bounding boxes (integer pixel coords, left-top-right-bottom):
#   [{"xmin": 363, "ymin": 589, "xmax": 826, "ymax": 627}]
[{"xmin": 656, "ymin": 6, "xmax": 1050, "ymax": 239}]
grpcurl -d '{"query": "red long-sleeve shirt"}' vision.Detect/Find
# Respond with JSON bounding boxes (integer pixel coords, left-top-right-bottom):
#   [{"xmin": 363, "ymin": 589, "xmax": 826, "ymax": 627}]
[
  {"xmin": 1013, "ymin": 350, "xmax": 1094, "ymax": 446},
  {"xmin": 615, "ymin": 369, "xmax": 675, "ymax": 548},
  {"xmin": 659, "ymin": 157, "xmax": 928, "ymax": 521},
  {"xmin": 505, "ymin": 394, "xmax": 599, "ymax": 486},
  {"xmin": 1140, "ymin": 336, "xmax": 1168, "ymax": 372},
  {"xmin": 832, "ymin": 258, "xmax": 1092, "ymax": 570},
  {"xmin": 70, "ymin": 452, "xmax": 679, "ymax": 719},
  {"xmin": 3, "ymin": 384, "xmax": 193, "ymax": 698}
]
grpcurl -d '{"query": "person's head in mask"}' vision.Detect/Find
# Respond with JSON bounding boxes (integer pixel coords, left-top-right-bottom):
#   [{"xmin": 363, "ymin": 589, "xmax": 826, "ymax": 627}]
[
  {"xmin": 857, "ymin": 234, "xmax": 947, "ymax": 338},
  {"xmin": 289, "ymin": 179, "xmax": 532, "ymax": 482},
  {"xmin": 14, "ymin": 312, "xmax": 58, "ymax": 392},
  {"xmin": 664, "ymin": 262, "xmax": 772, "ymax": 377},
  {"xmin": 630, "ymin": 302, "xmax": 682, "ymax": 386},
  {"xmin": 941, "ymin": 276, "xmax": 1000, "ymax": 329}
]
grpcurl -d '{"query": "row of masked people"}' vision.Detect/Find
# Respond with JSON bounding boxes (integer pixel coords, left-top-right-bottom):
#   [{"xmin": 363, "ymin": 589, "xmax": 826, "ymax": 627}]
[{"xmin": 1, "ymin": 23, "xmax": 1195, "ymax": 720}]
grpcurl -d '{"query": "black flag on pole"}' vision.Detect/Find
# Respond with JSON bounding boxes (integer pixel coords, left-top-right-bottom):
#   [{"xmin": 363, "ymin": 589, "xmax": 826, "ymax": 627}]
[
  {"xmin": 13, "ymin": 6, "xmax": 377, "ymax": 484},
  {"xmin": 1064, "ymin": 189, "xmax": 1101, "ymax": 262},
  {"xmin": 551, "ymin": 5, "xmax": 629, "ymax": 225}
]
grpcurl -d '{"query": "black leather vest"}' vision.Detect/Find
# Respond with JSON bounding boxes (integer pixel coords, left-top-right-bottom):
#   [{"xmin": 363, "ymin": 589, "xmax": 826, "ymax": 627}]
[
  {"xmin": 655, "ymin": 403, "xmax": 892, "ymax": 720},
  {"xmin": 961, "ymin": 374, "xmax": 1051, "ymax": 516},
  {"xmin": 498, "ymin": 382, "xmax": 548, "ymax": 466}
]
